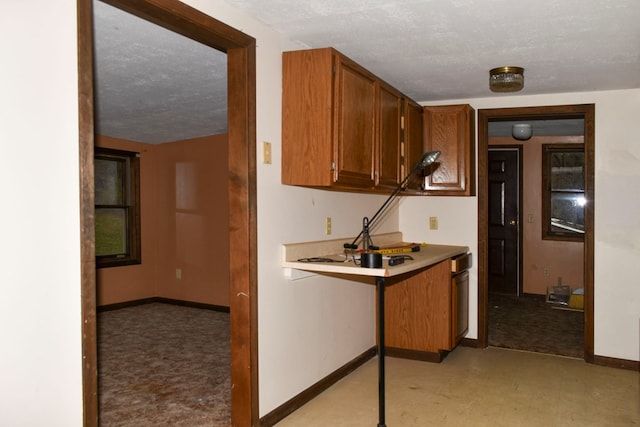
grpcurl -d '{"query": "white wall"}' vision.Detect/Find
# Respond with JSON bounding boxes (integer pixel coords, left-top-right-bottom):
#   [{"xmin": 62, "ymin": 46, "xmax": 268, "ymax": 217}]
[
  {"xmin": 0, "ymin": 1, "xmax": 83, "ymax": 426},
  {"xmin": 401, "ymin": 89, "xmax": 640, "ymax": 362},
  {"xmin": 184, "ymin": 0, "xmax": 397, "ymax": 416}
]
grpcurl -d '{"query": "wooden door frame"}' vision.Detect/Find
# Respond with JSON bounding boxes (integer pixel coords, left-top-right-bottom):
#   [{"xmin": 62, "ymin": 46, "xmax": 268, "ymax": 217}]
[
  {"xmin": 77, "ymin": 0, "xmax": 258, "ymax": 425},
  {"xmin": 487, "ymin": 146, "xmax": 523, "ymax": 296},
  {"xmin": 477, "ymin": 104, "xmax": 595, "ymax": 362}
]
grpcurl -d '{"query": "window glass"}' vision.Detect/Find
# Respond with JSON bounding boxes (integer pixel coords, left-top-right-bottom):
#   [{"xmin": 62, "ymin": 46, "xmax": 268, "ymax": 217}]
[
  {"xmin": 542, "ymin": 144, "xmax": 585, "ymax": 240},
  {"xmin": 95, "ymin": 158, "xmax": 124, "ymax": 205},
  {"xmin": 95, "ymin": 148, "xmax": 141, "ymax": 267},
  {"xmin": 95, "ymin": 208, "xmax": 127, "ymax": 256}
]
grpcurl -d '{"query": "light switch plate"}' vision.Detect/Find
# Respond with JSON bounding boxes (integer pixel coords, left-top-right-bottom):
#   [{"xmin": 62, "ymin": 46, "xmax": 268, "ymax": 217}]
[{"xmin": 262, "ymin": 141, "xmax": 272, "ymax": 164}]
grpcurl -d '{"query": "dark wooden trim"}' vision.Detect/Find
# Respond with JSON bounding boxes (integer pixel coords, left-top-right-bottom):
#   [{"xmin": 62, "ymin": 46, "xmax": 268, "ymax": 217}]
[
  {"xmin": 259, "ymin": 348, "xmax": 376, "ymax": 427},
  {"xmin": 101, "ymin": 0, "xmax": 251, "ymax": 51},
  {"xmin": 461, "ymin": 340, "xmax": 637, "ymax": 372},
  {"xmin": 582, "ymin": 105, "xmax": 596, "ymax": 363},
  {"xmin": 77, "ymin": 0, "xmax": 98, "ymax": 425},
  {"xmin": 385, "ymin": 347, "xmax": 447, "ymax": 363},
  {"xmin": 459, "ymin": 337, "xmax": 479, "ymax": 348},
  {"xmin": 593, "ymin": 355, "xmax": 640, "ymax": 371},
  {"xmin": 478, "ymin": 104, "xmax": 595, "ymax": 363},
  {"xmin": 477, "ymin": 112, "xmax": 489, "ymax": 348},
  {"xmin": 97, "ymin": 297, "xmax": 230, "ymax": 313},
  {"xmin": 79, "ymin": 1, "xmax": 258, "ymax": 425},
  {"xmin": 227, "ymin": 37, "xmax": 259, "ymax": 427}
]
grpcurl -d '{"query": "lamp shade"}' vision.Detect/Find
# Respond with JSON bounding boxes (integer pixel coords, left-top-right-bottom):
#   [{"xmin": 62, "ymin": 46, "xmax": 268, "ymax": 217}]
[
  {"xmin": 490, "ymin": 66, "xmax": 524, "ymax": 92},
  {"xmin": 420, "ymin": 150, "xmax": 441, "ymax": 168}
]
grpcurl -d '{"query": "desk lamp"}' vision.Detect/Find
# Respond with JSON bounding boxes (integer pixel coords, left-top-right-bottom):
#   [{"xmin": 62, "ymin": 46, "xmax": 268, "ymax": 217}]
[{"xmin": 344, "ymin": 150, "xmax": 441, "ymax": 268}]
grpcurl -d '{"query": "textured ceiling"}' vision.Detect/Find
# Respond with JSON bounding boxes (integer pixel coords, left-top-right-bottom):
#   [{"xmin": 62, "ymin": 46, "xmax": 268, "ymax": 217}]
[
  {"xmin": 94, "ymin": 0, "xmax": 640, "ymax": 143},
  {"xmin": 94, "ymin": 1, "xmax": 227, "ymax": 143}
]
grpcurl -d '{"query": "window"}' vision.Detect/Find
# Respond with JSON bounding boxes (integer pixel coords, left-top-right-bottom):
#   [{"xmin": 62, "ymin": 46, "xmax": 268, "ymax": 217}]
[
  {"xmin": 95, "ymin": 148, "xmax": 141, "ymax": 267},
  {"xmin": 542, "ymin": 144, "xmax": 585, "ymax": 241}
]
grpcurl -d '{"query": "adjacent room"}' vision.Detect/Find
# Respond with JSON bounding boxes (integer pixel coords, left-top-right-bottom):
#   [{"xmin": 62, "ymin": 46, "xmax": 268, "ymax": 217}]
[
  {"xmin": 93, "ymin": 2, "xmax": 232, "ymax": 424},
  {"xmin": 486, "ymin": 117, "xmax": 586, "ymax": 359}
]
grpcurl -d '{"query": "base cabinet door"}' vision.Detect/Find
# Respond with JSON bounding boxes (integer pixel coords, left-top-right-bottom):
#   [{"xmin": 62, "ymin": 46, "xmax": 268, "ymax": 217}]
[
  {"xmin": 384, "ymin": 257, "xmax": 469, "ymax": 362},
  {"xmin": 384, "ymin": 259, "xmax": 451, "ymax": 360},
  {"xmin": 451, "ymin": 270, "xmax": 469, "ymax": 347}
]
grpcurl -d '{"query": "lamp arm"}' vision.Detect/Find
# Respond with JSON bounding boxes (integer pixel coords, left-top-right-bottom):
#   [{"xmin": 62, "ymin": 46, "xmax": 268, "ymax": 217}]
[
  {"xmin": 367, "ymin": 166, "xmax": 417, "ymax": 229},
  {"xmin": 346, "ymin": 165, "xmax": 418, "ymax": 249},
  {"xmin": 344, "ymin": 150, "xmax": 440, "ymax": 251}
]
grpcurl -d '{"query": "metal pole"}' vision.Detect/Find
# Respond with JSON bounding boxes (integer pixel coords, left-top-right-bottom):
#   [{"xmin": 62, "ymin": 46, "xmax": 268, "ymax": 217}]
[{"xmin": 377, "ymin": 276, "xmax": 387, "ymax": 427}]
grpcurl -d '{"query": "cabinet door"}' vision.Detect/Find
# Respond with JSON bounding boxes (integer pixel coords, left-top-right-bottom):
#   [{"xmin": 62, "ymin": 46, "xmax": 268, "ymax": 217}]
[
  {"xmin": 404, "ymin": 99, "xmax": 425, "ymax": 191},
  {"xmin": 377, "ymin": 82, "xmax": 403, "ymax": 188},
  {"xmin": 451, "ymin": 270, "xmax": 469, "ymax": 348},
  {"xmin": 282, "ymin": 48, "xmax": 334, "ymax": 186},
  {"xmin": 423, "ymin": 104, "xmax": 475, "ymax": 196},
  {"xmin": 333, "ymin": 55, "xmax": 377, "ymax": 188},
  {"xmin": 385, "ymin": 259, "xmax": 451, "ymax": 352}
]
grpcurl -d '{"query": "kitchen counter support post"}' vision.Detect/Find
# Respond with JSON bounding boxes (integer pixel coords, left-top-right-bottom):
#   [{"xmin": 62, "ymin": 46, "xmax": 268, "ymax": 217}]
[{"xmin": 377, "ymin": 275, "xmax": 387, "ymax": 427}]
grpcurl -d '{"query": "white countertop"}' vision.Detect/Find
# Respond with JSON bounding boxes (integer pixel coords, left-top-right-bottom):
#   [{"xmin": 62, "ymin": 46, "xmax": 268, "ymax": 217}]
[{"xmin": 283, "ymin": 233, "xmax": 469, "ymax": 278}]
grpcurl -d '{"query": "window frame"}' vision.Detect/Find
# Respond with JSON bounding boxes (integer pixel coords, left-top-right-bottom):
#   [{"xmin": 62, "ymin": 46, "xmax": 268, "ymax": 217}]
[
  {"xmin": 541, "ymin": 143, "xmax": 585, "ymax": 242},
  {"xmin": 94, "ymin": 147, "xmax": 141, "ymax": 268}
]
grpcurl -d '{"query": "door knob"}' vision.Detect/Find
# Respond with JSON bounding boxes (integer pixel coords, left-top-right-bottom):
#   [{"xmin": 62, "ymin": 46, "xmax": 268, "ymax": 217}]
[{"xmin": 509, "ymin": 219, "xmax": 517, "ymax": 226}]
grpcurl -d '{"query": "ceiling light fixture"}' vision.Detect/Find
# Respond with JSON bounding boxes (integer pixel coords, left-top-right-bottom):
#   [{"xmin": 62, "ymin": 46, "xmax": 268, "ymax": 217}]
[
  {"xmin": 489, "ymin": 66, "xmax": 525, "ymax": 92},
  {"xmin": 512, "ymin": 123, "xmax": 532, "ymax": 140}
]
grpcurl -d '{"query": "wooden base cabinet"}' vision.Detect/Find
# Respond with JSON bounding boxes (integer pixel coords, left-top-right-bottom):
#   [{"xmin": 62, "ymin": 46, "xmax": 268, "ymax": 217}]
[{"xmin": 384, "ymin": 257, "xmax": 469, "ymax": 362}]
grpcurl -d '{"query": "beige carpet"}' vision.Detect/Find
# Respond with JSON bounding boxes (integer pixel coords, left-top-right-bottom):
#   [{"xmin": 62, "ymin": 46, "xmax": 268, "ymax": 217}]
[{"xmin": 98, "ymin": 303, "xmax": 231, "ymax": 426}]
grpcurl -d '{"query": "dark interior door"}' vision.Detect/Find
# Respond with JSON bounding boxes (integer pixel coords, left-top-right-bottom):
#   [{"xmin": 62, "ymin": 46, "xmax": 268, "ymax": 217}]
[{"xmin": 488, "ymin": 148, "xmax": 520, "ymax": 295}]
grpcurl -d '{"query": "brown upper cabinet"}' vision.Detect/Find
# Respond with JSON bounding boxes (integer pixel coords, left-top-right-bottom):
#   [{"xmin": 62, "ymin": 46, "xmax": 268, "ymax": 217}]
[
  {"xmin": 282, "ymin": 48, "xmax": 475, "ymax": 196},
  {"xmin": 282, "ymin": 47, "xmax": 418, "ymax": 192},
  {"xmin": 377, "ymin": 81, "xmax": 403, "ymax": 189},
  {"xmin": 423, "ymin": 104, "xmax": 476, "ymax": 196},
  {"xmin": 333, "ymin": 52, "xmax": 378, "ymax": 188},
  {"xmin": 405, "ymin": 99, "xmax": 426, "ymax": 191}
]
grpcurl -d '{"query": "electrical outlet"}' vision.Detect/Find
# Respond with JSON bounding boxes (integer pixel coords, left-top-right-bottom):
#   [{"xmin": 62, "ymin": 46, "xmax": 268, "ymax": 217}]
[
  {"xmin": 543, "ymin": 267, "xmax": 550, "ymax": 277},
  {"xmin": 176, "ymin": 268, "xmax": 182, "ymax": 280},
  {"xmin": 429, "ymin": 216, "xmax": 438, "ymax": 230},
  {"xmin": 325, "ymin": 217, "xmax": 332, "ymax": 235},
  {"xmin": 262, "ymin": 141, "xmax": 272, "ymax": 164}
]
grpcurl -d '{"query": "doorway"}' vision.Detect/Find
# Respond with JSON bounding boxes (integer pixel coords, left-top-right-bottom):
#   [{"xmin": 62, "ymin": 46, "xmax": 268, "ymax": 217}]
[
  {"xmin": 478, "ymin": 104, "xmax": 595, "ymax": 362},
  {"xmin": 77, "ymin": 0, "xmax": 258, "ymax": 425}
]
